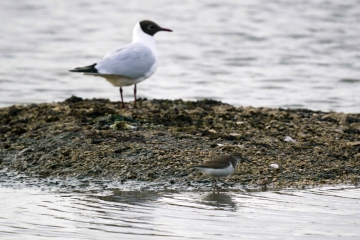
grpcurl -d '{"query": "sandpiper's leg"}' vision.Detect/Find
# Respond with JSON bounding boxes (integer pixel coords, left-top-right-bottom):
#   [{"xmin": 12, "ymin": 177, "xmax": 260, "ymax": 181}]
[
  {"xmin": 218, "ymin": 178, "xmax": 232, "ymax": 186},
  {"xmin": 119, "ymin": 87, "xmax": 126, "ymax": 108},
  {"xmin": 134, "ymin": 84, "xmax": 137, "ymax": 108},
  {"xmin": 212, "ymin": 177, "xmax": 217, "ymax": 187}
]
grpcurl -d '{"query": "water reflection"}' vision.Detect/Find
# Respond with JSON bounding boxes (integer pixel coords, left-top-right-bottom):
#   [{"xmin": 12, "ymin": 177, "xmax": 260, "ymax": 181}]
[
  {"xmin": 200, "ymin": 191, "xmax": 237, "ymax": 210},
  {"xmin": 98, "ymin": 190, "xmax": 162, "ymax": 205}
]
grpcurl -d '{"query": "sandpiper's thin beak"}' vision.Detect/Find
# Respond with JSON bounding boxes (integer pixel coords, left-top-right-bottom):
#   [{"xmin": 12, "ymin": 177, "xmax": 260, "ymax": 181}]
[{"xmin": 159, "ymin": 27, "xmax": 173, "ymax": 32}]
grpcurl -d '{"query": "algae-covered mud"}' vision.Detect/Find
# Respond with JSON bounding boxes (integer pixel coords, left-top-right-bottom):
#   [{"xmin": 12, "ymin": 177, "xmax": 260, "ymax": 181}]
[{"xmin": 1, "ymin": 97, "xmax": 360, "ymax": 188}]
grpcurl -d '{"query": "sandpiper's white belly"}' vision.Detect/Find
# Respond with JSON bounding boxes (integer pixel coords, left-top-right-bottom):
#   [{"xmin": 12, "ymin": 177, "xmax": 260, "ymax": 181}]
[{"xmin": 195, "ymin": 163, "xmax": 234, "ymax": 177}]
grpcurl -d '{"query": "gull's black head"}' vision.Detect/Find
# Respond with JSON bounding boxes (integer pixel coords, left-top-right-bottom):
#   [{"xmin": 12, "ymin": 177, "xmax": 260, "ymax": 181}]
[{"xmin": 140, "ymin": 20, "xmax": 173, "ymax": 36}]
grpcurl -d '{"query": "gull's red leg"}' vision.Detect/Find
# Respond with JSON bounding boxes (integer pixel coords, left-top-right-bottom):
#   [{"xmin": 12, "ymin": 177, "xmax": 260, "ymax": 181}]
[{"xmin": 119, "ymin": 87, "xmax": 126, "ymax": 108}]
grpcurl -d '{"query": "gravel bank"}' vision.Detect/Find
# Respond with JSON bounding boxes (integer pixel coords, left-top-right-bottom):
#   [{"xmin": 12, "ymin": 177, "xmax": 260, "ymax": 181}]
[{"xmin": 1, "ymin": 96, "xmax": 360, "ymax": 188}]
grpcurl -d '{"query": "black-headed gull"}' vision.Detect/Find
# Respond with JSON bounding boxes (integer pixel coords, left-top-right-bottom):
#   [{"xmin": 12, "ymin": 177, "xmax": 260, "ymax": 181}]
[{"xmin": 69, "ymin": 20, "xmax": 172, "ymax": 108}]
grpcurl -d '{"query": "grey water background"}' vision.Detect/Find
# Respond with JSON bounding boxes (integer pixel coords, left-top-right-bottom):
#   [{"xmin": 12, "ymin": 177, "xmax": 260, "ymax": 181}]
[
  {"xmin": 1, "ymin": 0, "xmax": 360, "ymax": 239},
  {"xmin": 0, "ymin": 0, "xmax": 360, "ymax": 112}
]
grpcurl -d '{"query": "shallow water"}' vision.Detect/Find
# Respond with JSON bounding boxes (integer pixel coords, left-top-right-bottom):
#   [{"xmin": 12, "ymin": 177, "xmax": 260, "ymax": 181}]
[
  {"xmin": 1, "ymin": 183, "xmax": 360, "ymax": 240},
  {"xmin": 1, "ymin": 0, "xmax": 360, "ymax": 112}
]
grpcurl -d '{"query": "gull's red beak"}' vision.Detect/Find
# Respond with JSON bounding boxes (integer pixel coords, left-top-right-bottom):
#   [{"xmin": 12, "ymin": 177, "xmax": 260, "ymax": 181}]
[{"xmin": 159, "ymin": 27, "xmax": 173, "ymax": 32}]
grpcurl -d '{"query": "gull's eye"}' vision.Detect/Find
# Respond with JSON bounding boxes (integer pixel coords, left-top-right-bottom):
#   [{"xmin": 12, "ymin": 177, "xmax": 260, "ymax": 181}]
[{"xmin": 148, "ymin": 25, "xmax": 154, "ymax": 29}]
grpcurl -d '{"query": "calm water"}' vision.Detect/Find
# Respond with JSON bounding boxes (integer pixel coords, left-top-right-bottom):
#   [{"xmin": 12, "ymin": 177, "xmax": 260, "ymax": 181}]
[
  {"xmin": 1, "ymin": 182, "xmax": 360, "ymax": 240},
  {"xmin": 0, "ymin": 0, "xmax": 360, "ymax": 112}
]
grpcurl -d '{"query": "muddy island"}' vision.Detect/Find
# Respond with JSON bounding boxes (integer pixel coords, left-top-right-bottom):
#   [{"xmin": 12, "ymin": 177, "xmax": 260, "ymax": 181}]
[{"xmin": 1, "ymin": 96, "xmax": 359, "ymax": 188}]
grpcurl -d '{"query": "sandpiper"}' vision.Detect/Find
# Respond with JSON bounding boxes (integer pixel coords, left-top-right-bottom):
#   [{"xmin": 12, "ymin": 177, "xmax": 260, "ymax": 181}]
[
  {"xmin": 69, "ymin": 20, "xmax": 173, "ymax": 108},
  {"xmin": 192, "ymin": 152, "xmax": 249, "ymax": 187}
]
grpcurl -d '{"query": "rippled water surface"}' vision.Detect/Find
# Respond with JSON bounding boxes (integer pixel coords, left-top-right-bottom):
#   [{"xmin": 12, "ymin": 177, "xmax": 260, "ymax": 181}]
[
  {"xmin": 0, "ymin": 0, "xmax": 359, "ymax": 112},
  {"xmin": 1, "ymin": 184, "xmax": 360, "ymax": 240}
]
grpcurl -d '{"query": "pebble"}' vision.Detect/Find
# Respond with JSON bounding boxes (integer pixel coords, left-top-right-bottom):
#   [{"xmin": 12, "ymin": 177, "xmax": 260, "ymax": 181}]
[
  {"xmin": 284, "ymin": 136, "xmax": 296, "ymax": 143},
  {"xmin": 269, "ymin": 163, "xmax": 280, "ymax": 169}
]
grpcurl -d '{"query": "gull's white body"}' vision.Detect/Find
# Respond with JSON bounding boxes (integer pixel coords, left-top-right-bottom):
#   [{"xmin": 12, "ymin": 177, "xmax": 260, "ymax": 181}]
[{"xmin": 85, "ymin": 23, "xmax": 158, "ymax": 87}]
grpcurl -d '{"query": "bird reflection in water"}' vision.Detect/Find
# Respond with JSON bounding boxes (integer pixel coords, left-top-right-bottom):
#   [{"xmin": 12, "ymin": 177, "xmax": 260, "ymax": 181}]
[{"xmin": 200, "ymin": 191, "xmax": 237, "ymax": 210}]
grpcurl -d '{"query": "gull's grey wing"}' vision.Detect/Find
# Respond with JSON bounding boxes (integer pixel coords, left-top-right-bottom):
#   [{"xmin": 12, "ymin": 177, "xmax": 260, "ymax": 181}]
[{"xmin": 96, "ymin": 42, "xmax": 156, "ymax": 79}]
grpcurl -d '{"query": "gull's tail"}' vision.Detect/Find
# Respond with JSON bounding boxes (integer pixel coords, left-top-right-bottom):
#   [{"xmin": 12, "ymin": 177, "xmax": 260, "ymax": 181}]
[{"xmin": 69, "ymin": 63, "xmax": 98, "ymax": 73}]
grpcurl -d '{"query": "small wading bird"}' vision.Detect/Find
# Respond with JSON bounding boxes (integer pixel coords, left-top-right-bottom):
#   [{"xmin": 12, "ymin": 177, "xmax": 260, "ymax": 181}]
[
  {"xmin": 192, "ymin": 152, "xmax": 250, "ymax": 187},
  {"xmin": 69, "ymin": 20, "xmax": 173, "ymax": 108}
]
